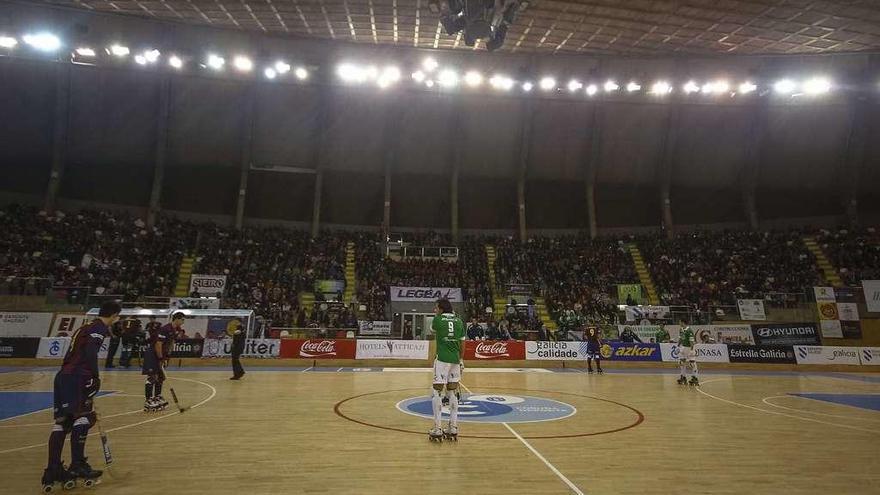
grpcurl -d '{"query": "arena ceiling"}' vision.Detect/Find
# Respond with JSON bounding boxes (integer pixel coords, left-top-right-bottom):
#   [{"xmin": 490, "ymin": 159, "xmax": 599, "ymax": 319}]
[{"xmin": 43, "ymin": 0, "xmax": 880, "ymax": 55}]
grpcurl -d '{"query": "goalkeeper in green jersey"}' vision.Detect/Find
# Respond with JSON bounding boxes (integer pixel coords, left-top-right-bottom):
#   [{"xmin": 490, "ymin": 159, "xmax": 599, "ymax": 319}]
[
  {"xmin": 677, "ymin": 320, "xmax": 699, "ymax": 386},
  {"xmin": 429, "ymin": 298, "xmax": 465, "ymax": 442}
]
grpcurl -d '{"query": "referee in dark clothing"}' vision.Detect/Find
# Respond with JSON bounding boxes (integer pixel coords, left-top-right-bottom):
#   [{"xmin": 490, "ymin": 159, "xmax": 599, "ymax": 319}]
[
  {"xmin": 104, "ymin": 319, "xmax": 124, "ymax": 369},
  {"xmin": 229, "ymin": 319, "xmax": 246, "ymax": 380}
]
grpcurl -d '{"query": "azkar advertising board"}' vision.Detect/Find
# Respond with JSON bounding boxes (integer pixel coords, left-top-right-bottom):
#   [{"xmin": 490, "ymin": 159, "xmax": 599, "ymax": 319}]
[
  {"xmin": 464, "ymin": 340, "xmax": 525, "ymax": 360},
  {"xmin": 280, "ymin": 339, "xmax": 356, "ymax": 359},
  {"xmin": 600, "ymin": 342, "xmax": 662, "ymax": 361}
]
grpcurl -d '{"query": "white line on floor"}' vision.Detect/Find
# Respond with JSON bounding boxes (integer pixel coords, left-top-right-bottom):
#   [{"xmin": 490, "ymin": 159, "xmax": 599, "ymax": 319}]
[
  {"xmin": 460, "ymin": 383, "xmax": 585, "ymax": 495},
  {"xmin": 696, "ymin": 381, "xmax": 879, "ymax": 434},
  {"xmin": 0, "ymin": 376, "xmax": 217, "ymax": 455}
]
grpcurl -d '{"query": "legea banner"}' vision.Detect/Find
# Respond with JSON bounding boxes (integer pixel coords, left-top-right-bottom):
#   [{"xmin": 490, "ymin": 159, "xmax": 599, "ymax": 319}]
[{"xmin": 390, "ymin": 287, "xmax": 463, "ymax": 303}]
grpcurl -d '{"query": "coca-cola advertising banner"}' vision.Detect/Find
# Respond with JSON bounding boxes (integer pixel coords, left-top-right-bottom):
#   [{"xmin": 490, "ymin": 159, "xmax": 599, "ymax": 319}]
[
  {"xmin": 464, "ymin": 340, "xmax": 525, "ymax": 360},
  {"xmin": 280, "ymin": 339, "xmax": 356, "ymax": 359}
]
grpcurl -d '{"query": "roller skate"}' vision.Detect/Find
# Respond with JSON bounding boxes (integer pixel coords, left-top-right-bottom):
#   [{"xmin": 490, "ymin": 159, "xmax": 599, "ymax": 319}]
[
  {"xmin": 597, "ymin": 368, "xmax": 604, "ymax": 374},
  {"xmin": 144, "ymin": 398, "xmax": 161, "ymax": 412},
  {"xmin": 443, "ymin": 425, "xmax": 458, "ymax": 442},
  {"xmin": 68, "ymin": 459, "xmax": 102, "ymax": 488},
  {"xmin": 41, "ymin": 463, "xmax": 75, "ymax": 492},
  {"xmin": 689, "ymin": 376, "xmax": 700, "ymax": 387},
  {"xmin": 587, "ymin": 368, "xmax": 594, "ymax": 374},
  {"xmin": 154, "ymin": 395, "xmax": 169, "ymax": 410},
  {"xmin": 677, "ymin": 375, "xmax": 688, "ymax": 386},
  {"xmin": 428, "ymin": 426, "xmax": 444, "ymax": 443}
]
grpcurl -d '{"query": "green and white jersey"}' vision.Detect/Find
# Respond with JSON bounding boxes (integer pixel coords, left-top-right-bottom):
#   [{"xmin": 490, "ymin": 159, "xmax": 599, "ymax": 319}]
[
  {"xmin": 655, "ymin": 328, "xmax": 671, "ymax": 343},
  {"xmin": 433, "ymin": 313, "xmax": 465, "ymax": 364},
  {"xmin": 678, "ymin": 327, "xmax": 695, "ymax": 348}
]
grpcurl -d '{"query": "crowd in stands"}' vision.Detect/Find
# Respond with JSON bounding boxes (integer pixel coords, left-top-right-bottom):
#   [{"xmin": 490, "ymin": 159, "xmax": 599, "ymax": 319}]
[
  {"xmin": 816, "ymin": 227, "xmax": 880, "ymax": 286},
  {"xmin": 495, "ymin": 235, "xmax": 637, "ymax": 325},
  {"xmin": 0, "ymin": 204, "xmax": 189, "ymax": 300},
  {"xmin": 640, "ymin": 230, "xmax": 823, "ymax": 309},
  {"xmin": 4, "ymin": 203, "xmax": 878, "ymax": 336}
]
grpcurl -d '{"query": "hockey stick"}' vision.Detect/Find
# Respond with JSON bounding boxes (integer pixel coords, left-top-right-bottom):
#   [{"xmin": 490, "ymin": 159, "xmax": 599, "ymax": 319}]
[
  {"xmin": 95, "ymin": 415, "xmax": 113, "ymax": 466},
  {"xmin": 169, "ymin": 387, "xmax": 189, "ymax": 413}
]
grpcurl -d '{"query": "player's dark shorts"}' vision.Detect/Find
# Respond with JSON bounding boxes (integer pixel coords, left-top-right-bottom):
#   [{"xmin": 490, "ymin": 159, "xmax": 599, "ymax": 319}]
[
  {"xmin": 53, "ymin": 372, "xmax": 98, "ymax": 421},
  {"xmin": 586, "ymin": 345, "xmax": 601, "ymax": 359},
  {"xmin": 141, "ymin": 350, "xmax": 162, "ymax": 376}
]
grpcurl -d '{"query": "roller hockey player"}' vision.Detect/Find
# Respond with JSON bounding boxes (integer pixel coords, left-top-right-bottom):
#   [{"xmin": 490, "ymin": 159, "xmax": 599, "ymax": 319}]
[
  {"xmin": 429, "ymin": 298, "xmax": 465, "ymax": 442},
  {"xmin": 677, "ymin": 321, "xmax": 699, "ymax": 386}
]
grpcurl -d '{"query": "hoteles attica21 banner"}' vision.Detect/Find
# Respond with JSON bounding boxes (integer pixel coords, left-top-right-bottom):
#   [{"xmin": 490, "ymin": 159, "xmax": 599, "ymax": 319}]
[
  {"xmin": 355, "ymin": 339, "xmax": 429, "ymax": 359},
  {"xmin": 0, "ymin": 312, "xmax": 54, "ymax": 337},
  {"xmin": 389, "ymin": 287, "xmax": 463, "ymax": 302}
]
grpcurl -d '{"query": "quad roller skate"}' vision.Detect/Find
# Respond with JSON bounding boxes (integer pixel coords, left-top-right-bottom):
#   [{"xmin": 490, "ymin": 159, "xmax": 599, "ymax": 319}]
[
  {"xmin": 443, "ymin": 425, "xmax": 458, "ymax": 442},
  {"xmin": 144, "ymin": 398, "xmax": 161, "ymax": 412},
  {"xmin": 41, "ymin": 463, "xmax": 75, "ymax": 492},
  {"xmin": 154, "ymin": 395, "xmax": 169, "ymax": 410},
  {"xmin": 68, "ymin": 459, "xmax": 102, "ymax": 488},
  {"xmin": 677, "ymin": 375, "xmax": 688, "ymax": 386},
  {"xmin": 597, "ymin": 368, "xmax": 604, "ymax": 374},
  {"xmin": 689, "ymin": 376, "xmax": 700, "ymax": 387},
  {"xmin": 587, "ymin": 368, "xmax": 594, "ymax": 374},
  {"xmin": 428, "ymin": 426, "xmax": 444, "ymax": 443}
]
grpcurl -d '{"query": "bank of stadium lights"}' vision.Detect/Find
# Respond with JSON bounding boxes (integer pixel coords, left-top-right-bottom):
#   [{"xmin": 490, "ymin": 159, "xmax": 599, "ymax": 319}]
[
  {"xmin": 702, "ymin": 80, "xmax": 730, "ymax": 95},
  {"xmin": 377, "ymin": 66, "xmax": 402, "ymax": 88},
  {"xmin": 411, "ymin": 70, "xmax": 426, "ymax": 83},
  {"xmin": 683, "ymin": 80, "xmax": 700, "ymax": 94},
  {"xmin": 586, "ymin": 84, "xmax": 598, "ymax": 96},
  {"xmin": 626, "ymin": 81, "xmax": 641, "ymax": 92},
  {"xmin": 539, "ymin": 77, "xmax": 556, "ymax": 91},
  {"xmin": 264, "ymin": 67, "xmax": 277, "ymax": 80},
  {"xmin": 422, "ymin": 57, "xmax": 439, "ymax": 72},
  {"xmin": 425, "ymin": 79, "xmax": 435, "ymax": 88},
  {"xmin": 0, "ymin": 36, "xmax": 18, "ymax": 49},
  {"xmin": 464, "ymin": 71, "xmax": 483, "ymax": 87},
  {"xmin": 567, "ymin": 80, "xmax": 583, "ymax": 92},
  {"xmin": 521, "ymin": 81, "xmax": 534, "ymax": 92},
  {"xmin": 650, "ymin": 80, "xmax": 672, "ymax": 95},
  {"xmin": 23, "ymin": 32, "xmax": 61, "ymax": 52},
  {"xmin": 489, "ymin": 75, "xmax": 514, "ymax": 91},
  {"xmin": 294, "ymin": 66, "xmax": 308, "ymax": 80},
  {"xmin": 803, "ymin": 77, "xmax": 831, "ymax": 95},
  {"xmin": 168, "ymin": 55, "xmax": 183, "ymax": 69},
  {"xmin": 437, "ymin": 69, "xmax": 459, "ymax": 88},
  {"xmin": 604, "ymin": 80, "xmax": 619, "ymax": 92},
  {"xmin": 773, "ymin": 79, "xmax": 796, "ymax": 95},
  {"xmin": 233, "ymin": 56, "xmax": 253, "ymax": 72},
  {"xmin": 206, "ymin": 54, "xmax": 225, "ymax": 71},
  {"xmin": 135, "ymin": 49, "xmax": 160, "ymax": 66},
  {"xmin": 108, "ymin": 44, "xmax": 129, "ymax": 57},
  {"xmin": 75, "ymin": 47, "xmax": 96, "ymax": 57},
  {"xmin": 739, "ymin": 81, "xmax": 757, "ymax": 94}
]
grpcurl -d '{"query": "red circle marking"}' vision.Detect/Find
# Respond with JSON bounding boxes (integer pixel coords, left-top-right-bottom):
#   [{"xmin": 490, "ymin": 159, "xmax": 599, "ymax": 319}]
[{"xmin": 333, "ymin": 386, "xmax": 645, "ymax": 439}]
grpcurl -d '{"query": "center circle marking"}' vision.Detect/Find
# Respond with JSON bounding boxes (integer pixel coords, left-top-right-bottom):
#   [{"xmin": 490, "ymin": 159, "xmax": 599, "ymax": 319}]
[{"xmin": 396, "ymin": 394, "xmax": 576, "ymax": 423}]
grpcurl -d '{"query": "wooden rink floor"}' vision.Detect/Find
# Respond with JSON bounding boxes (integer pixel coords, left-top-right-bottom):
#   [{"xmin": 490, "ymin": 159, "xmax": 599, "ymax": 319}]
[{"xmin": 1, "ymin": 366, "xmax": 879, "ymax": 495}]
